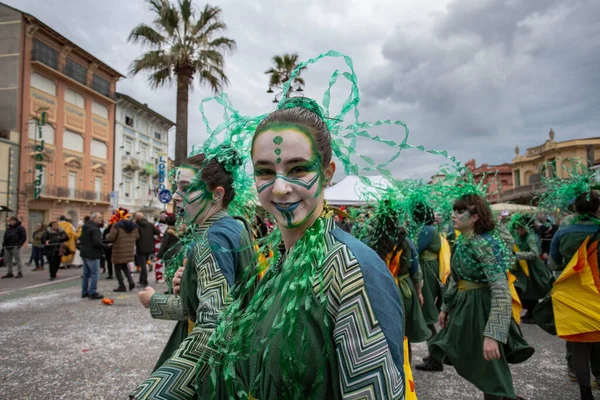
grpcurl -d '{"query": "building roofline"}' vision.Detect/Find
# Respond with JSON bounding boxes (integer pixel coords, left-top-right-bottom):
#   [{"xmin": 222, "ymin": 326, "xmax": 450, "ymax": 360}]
[
  {"xmin": 2, "ymin": 1, "xmax": 125, "ymax": 78},
  {"xmin": 116, "ymin": 92, "xmax": 175, "ymax": 126}
]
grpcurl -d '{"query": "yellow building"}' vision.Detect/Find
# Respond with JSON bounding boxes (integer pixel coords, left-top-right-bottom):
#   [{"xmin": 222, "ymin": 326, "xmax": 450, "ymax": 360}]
[{"xmin": 499, "ymin": 129, "xmax": 600, "ymax": 203}]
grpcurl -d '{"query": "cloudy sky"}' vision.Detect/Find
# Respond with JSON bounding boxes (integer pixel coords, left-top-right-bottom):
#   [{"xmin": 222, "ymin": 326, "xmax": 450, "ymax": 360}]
[{"xmin": 9, "ymin": 0, "xmax": 600, "ymax": 180}]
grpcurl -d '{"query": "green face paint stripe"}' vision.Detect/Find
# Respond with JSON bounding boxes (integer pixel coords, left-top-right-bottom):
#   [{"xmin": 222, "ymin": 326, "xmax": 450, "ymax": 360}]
[
  {"xmin": 256, "ymin": 180, "xmax": 275, "ymax": 194},
  {"xmin": 256, "ymin": 172, "xmax": 320, "ymax": 194}
]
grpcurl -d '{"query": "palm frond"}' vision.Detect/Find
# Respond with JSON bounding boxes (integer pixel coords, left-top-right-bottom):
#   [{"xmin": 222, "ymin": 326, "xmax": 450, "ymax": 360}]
[{"xmin": 128, "ymin": 24, "xmax": 165, "ymax": 46}]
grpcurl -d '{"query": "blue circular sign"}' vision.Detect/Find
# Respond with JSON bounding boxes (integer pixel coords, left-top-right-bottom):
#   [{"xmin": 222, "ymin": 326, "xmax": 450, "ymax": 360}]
[{"xmin": 159, "ymin": 189, "xmax": 172, "ymax": 204}]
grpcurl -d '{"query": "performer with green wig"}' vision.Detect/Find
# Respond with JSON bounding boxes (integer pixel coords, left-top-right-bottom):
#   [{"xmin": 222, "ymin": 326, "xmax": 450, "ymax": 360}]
[
  {"xmin": 429, "ymin": 194, "xmax": 533, "ymax": 400},
  {"xmin": 130, "ymin": 149, "xmax": 255, "ymax": 400},
  {"xmin": 410, "ymin": 201, "xmax": 445, "ymax": 372},
  {"xmin": 194, "ymin": 95, "xmax": 406, "ymax": 399},
  {"xmin": 369, "ymin": 194, "xmax": 431, "ymax": 363}
]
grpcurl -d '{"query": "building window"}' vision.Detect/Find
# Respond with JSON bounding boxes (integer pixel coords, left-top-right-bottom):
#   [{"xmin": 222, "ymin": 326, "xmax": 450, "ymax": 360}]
[
  {"xmin": 30, "ymin": 72, "xmax": 56, "ymax": 95},
  {"xmin": 68, "ymin": 172, "xmax": 77, "ymax": 199},
  {"xmin": 95, "ymin": 177, "xmax": 102, "ymax": 201},
  {"xmin": 28, "ymin": 119, "xmax": 55, "ymax": 144},
  {"xmin": 92, "ymin": 74, "xmax": 110, "ymax": 97},
  {"xmin": 92, "ymin": 101, "xmax": 109, "ymax": 119},
  {"xmin": 124, "ymin": 139, "xmax": 132, "ymax": 155},
  {"xmin": 91, "ymin": 139, "xmax": 107, "ymax": 159},
  {"xmin": 125, "ymin": 115, "xmax": 134, "ymax": 127},
  {"xmin": 63, "ymin": 129, "xmax": 84, "ymax": 152},
  {"xmin": 32, "ymin": 39, "xmax": 58, "ymax": 69},
  {"xmin": 139, "ymin": 143, "xmax": 148, "ymax": 161},
  {"xmin": 154, "ymin": 131, "xmax": 161, "ymax": 140},
  {"xmin": 124, "ymin": 180, "xmax": 132, "ymax": 199},
  {"xmin": 514, "ymin": 169, "xmax": 521, "ymax": 187},
  {"xmin": 64, "ymin": 88, "xmax": 85, "ymax": 108},
  {"xmin": 65, "ymin": 58, "xmax": 87, "ymax": 85}
]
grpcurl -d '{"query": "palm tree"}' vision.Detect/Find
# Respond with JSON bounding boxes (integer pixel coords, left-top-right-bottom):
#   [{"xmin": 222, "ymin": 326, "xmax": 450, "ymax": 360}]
[
  {"xmin": 128, "ymin": 0, "xmax": 236, "ymax": 165},
  {"xmin": 265, "ymin": 53, "xmax": 306, "ymax": 103}
]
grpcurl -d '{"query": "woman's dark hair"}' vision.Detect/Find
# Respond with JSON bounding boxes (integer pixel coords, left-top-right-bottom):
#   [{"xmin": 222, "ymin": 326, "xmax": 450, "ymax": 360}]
[
  {"xmin": 253, "ymin": 99, "xmax": 333, "ymax": 168},
  {"xmin": 453, "ymin": 194, "xmax": 495, "ymax": 234},
  {"xmin": 165, "ymin": 214, "xmax": 177, "ymax": 226},
  {"xmin": 574, "ymin": 190, "xmax": 600, "ymax": 216},
  {"xmin": 184, "ymin": 148, "xmax": 240, "ymax": 208},
  {"xmin": 83, "ymin": 216, "xmax": 90, "ymax": 223},
  {"xmin": 412, "ymin": 202, "xmax": 435, "ymax": 225}
]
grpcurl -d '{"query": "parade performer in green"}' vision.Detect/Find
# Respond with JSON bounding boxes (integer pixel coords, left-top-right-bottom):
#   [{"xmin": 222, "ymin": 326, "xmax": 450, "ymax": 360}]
[
  {"xmin": 429, "ymin": 193, "xmax": 533, "ymax": 400},
  {"xmin": 130, "ymin": 147, "xmax": 255, "ymax": 400}
]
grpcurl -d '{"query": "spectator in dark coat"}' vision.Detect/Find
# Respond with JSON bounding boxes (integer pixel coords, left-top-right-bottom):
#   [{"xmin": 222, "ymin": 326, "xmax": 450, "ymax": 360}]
[
  {"xmin": 79, "ymin": 212, "xmax": 107, "ymax": 299},
  {"xmin": 102, "ymin": 223, "xmax": 113, "ymax": 279},
  {"xmin": 1, "ymin": 216, "xmax": 27, "ymax": 278},
  {"xmin": 156, "ymin": 215, "xmax": 182, "ymax": 262},
  {"xmin": 106, "ymin": 217, "xmax": 139, "ymax": 292},
  {"xmin": 133, "ymin": 212, "xmax": 160, "ymax": 287},
  {"xmin": 41, "ymin": 221, "xmax": 68, "ymax": 281}
]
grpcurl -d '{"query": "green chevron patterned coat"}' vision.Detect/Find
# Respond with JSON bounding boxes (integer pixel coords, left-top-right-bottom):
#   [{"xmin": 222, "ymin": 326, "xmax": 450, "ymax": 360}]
[
  {"xmin": 131, "ymin": 211, "xmax": 254, "ymax": 400},
  {"xmin": 199, "ymin": 218, "xmax": 406, "ymax": 399}
]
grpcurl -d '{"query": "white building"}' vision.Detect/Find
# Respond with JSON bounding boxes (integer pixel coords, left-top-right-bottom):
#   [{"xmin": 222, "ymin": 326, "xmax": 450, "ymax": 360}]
[{"xmin": 114, "ymin": 93, "xmax": 174, "ymax": 218}]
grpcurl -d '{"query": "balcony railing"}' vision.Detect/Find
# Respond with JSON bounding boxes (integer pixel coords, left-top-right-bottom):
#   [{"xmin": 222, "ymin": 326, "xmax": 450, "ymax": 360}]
[
  {"xmin": 30, "ymin": 43, "xmax": 114, "ymax": 99},
  {"xmin": 24, "ymin": 184, "xmax": 110, "ymax": 203},
  {"xmin": 32, "ymin": 39, "xmax": 59, "ymax": 69}
]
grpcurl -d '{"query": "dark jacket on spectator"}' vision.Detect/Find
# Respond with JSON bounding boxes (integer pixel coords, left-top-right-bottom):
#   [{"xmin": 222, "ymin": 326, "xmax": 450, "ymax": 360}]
[
  {"xmin": 106, "ymin": 220, "xmax": 139, "ymax": 264},
  {"xmin": 156, "ymin": 228, "xmax": 182, "ymax": 260},
  {"xmin": 3, "ymin": 220, "xmax": 26, "ymax": 249},
  {"xmin": 79, "ymin": 219, "xmax": 107, "ymax": 259},
  {"xmin": 136, "ymin": 218, "xmax": 160, "ymax": 254},
  {"xmin": 41, "ymin": 227, "xmax": 68, "ymax": 257}
]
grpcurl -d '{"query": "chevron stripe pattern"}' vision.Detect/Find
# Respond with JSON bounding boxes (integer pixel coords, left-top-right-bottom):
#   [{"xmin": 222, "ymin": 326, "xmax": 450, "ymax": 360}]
[
  {"xmin": 131, "ymin": 213, "xmax": 233, "ymax": 400},
  {"xmin": 455, "ymin": 235, "xmax": 513, "ymax": 344},
  {"xmin": 317, "ymin": 220, "xmax": 405, "ymax": 400},
  {"xmin": 149, "ymin": 294, "xmax": 188, "ymax": 321}
]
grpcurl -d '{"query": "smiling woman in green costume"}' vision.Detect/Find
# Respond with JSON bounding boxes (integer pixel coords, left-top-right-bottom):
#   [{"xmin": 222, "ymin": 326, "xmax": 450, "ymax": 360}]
[
  {"xmin": 193, "ymin": 96, "xmax": 407, "ymax": 399},
  {"xmin": 130, "ymin": 149, "xmax": 255, "ymax": 400}
]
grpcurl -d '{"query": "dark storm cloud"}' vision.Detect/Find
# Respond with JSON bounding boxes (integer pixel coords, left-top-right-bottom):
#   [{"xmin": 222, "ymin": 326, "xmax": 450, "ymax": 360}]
[{"xmin": 8, "ymin": 0, "xmax": 600, "ymax": 181}]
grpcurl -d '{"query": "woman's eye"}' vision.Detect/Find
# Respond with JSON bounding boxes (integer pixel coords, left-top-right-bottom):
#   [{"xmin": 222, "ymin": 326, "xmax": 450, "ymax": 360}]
[
  {"xmin": 289, "ymin": 166, "xmax": 309, "ymax": 174},
  {"xmin": 255, "ymin": 169, "xmax": 274, "ymax": 177}
]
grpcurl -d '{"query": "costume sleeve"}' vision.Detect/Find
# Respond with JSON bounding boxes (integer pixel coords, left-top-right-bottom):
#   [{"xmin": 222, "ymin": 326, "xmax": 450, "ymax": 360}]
[
  {"xmin": 416, "ymin": 226, "xmax": 433, "ymax": 253},
  {"xmin": 329, "ymin": 250, "xmax": 405, "ymax": 399},
  {"xmin": 515, "ymin": 234, "xmax": 540, "ymax": 261},
  {"xmin": 404, "ymin": 239, "xmax": 422, "ymax": 286},
  {"xmin": 131, "ymin": 235, "xmax": 234, "ymax": 400},
  {"xmin": 479, "ymin": 241, "xmax": 512, "ymax": 344},
  {"xmin": 17, "ymin": 226, "xmax": 27, "ymax": 247},
  {"xmin": 548, "ymin": 230, "xmax": 563, "ymax": 270},
  {"xmin": 148, "ymin": 293, "xmax": 188, "ymax": 321},
  {"xmin": 441, "ymin": 274, "xmax": 457, "ymax": 313}
]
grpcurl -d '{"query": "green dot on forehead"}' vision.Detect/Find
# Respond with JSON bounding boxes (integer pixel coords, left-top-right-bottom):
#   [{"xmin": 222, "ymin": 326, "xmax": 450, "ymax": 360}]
[
  {"xmin": 276, "ymin": 157, "xmax": 281, "ymax": 164},
  {"xmin": 273, "ymin": 136, "xmax": 283, "ymax": 145},
  {"xmin": 274, "ymin": 148, "xmax": 282, "ymax": 155}
]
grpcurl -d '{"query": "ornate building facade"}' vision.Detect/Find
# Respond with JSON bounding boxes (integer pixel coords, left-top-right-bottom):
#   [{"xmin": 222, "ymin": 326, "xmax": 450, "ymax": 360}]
[{"xmin": 0, "ymin": 3, "xmax": 123, "ymax": 233}]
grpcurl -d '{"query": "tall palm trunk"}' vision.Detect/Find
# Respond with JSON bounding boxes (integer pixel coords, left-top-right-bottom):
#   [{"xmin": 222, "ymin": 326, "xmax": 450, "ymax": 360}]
[{"xmin": 175, "ymin": 72, "xmax": 192, "ymax": 166}]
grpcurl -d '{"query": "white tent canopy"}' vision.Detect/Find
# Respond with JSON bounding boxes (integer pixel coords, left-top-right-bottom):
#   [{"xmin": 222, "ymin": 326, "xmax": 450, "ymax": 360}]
[{"xmin": 325, "ymin": 175, "xmax": 392, "ymax": 206}]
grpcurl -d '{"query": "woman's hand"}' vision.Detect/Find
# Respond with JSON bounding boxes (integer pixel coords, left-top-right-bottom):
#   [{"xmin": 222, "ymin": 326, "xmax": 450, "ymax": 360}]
[
  {"xmin": 438, "ymin": 311, "xmax": 448, "ymax": 328},
  {"xmin": 172, "ymin": 262, "xmax": 186, "ymax": 295},
  {"xmin": 483, "ymin": 336, "xmax": 501, "ymax": 361},
  {"xmin": 137, "ymin": 286, "xmax": 155, "ymax": 309}
]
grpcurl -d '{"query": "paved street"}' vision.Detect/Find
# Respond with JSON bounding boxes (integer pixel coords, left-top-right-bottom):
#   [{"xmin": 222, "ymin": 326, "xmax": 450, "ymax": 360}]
[{"xmin": 0, "ymin": 265, "xmax": 588, "ymax": 399}]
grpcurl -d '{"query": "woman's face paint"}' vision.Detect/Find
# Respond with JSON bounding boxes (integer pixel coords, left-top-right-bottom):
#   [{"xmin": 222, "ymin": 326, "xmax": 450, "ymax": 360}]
[
  {"xmin": 172, "ymin": 166, "xmax": 213, "ymax": 225},
  {"xmin": 452, "ymin": 209, "xmax": 475, "ymax": 232},
  {"xmin": 252, "ymin": 126, "xmax": 324, "ymax": 229}
]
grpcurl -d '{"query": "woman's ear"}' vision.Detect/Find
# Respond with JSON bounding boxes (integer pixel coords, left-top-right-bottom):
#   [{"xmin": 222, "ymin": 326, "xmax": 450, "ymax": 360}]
[
  {"xmin": 213, "ymin": 187, "xmax": 225, "ymax": 203},
  {"xmin": 323, "ymin": 161, "xmax": 336, "ymax": 187}
]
